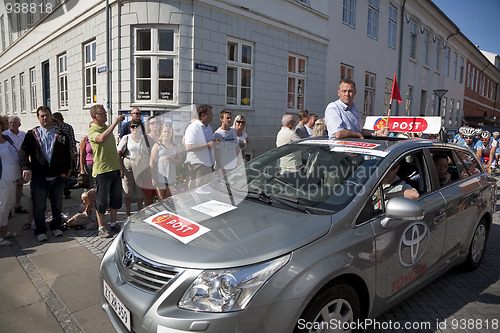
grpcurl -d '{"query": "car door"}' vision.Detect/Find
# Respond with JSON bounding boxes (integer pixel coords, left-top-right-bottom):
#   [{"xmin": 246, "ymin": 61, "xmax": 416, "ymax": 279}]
[
  {"xmin": 434, "ymin": 148, "xmax": 488, "ymax": 267},
  {"xmin": 364, "ymin": 150, "xmax": 447, "ymax": 312}
]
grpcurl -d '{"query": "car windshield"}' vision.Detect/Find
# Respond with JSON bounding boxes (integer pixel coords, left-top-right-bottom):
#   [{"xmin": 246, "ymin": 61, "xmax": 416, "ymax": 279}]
[{"xmin": 224, "ymin": 142, "xmax": 384, "ymax": 212}]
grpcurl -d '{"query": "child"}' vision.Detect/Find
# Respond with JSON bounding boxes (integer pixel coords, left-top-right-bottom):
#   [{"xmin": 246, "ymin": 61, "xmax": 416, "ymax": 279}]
[{"xmin": 66, "ymin": 189, "xmax": 98, "ymax": 230}]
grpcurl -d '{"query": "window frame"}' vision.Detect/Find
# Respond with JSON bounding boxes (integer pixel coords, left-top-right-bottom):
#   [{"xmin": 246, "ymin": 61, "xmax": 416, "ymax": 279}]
[
  {"xmin": 20, "ymin": 72, "xmax": 26, "ymax": 113},
  {"xmin": 287, "ymin": 54, "xmax": 307, "ymax": 112},
  {"xmin": 58, "ymin": 53, "xmax": 68, "ymax": 109},
  {"xmin": 83, "ymin": 40, "xmax": 97, "ymax": 106},
  {"xmin": 409, "ymin": 19, "xmax": 417, "ymax": 59},
  {"xmin": 363, "ymin": 71, "xmax": 376, "ymax": 117},
  {"xmin": 226, "ymin": 37, "xmax": 254, "ymax": 108},
  {"xmin": 340, "ymin": 63, "xmax": 354, "ymax": 80},
  {"xmin": 367, "ymin": 0, "xmax": 379, "ymax": 40},
  {"xmin": 11, "ymin": 76, "xmax": 16, "ymax": 114},
  {"xmin": 444, "ymin": 47, "xmax": 450, "ymax": 76},
  {"xmin": 29, "ymin": 67, "xmax": 37, "ymax": 112},
  {"xmin": 132, "ymin": 26, "xmax": 179, "ymax": 105},
  {"xmin": 342, "ymin": 0, "xmax": 356, "ymax": 28},
  {"xmin": 423, "ymin": 29, "xmax": 429, "ymax": 66},
  {"xmin": 406, "ymin": 85, "xmax": 413, "ymax": 116},
  {"xmin": 387, "ymin": 4, "xmax": 397, "ymax": 49}
]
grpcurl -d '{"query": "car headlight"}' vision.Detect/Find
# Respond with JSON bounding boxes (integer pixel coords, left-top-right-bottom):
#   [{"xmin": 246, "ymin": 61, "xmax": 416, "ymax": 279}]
[{"xmin": 179, "ymin": 255, "xmax": 290, "ymax": 312}]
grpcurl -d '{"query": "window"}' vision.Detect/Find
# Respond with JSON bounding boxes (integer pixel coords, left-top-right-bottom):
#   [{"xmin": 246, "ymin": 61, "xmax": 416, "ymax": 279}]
[
  {"xmin": 406, "ymin": 85, "xmax": 413, "ymax": 116},
  {"xmin": 448, "ymin": 99, "xmax": 454, "ymax": 126},
  {"xmin": 84, "ymin": 40, "xmax": 97, "ymax": 106},
  {"xmin": 475, "ymin": 68, "xmax": 479, "ymax": 92},
  {"xmin": 444, "ymin": 47, "xmax": 450, "ymax": 76},
  {"xmin": 423, "ymin": 29, "xmax": 429, "ymax": 65},
  {"xmin": 441, "ymin": 97, "xmax": 447, "ymax": 120},
  {"xmin": 30, "ymin": 67, "xmax": 37, "ymax": 112},
  {"xmin": 367, "ymin": 0, "xmax": 379, "ymax": 39},
  {"xmin": 20, "ymin": 73, "xmax": 26, "ymax": 113},
  {"xmin": 363, "ymin": 72, "xmax": 375, "ymax": 117},
  {"xmin": 0, "ymin": 83, "xmax": 2, "ymax": 113},
  {"xmin": 409, "ymin": 20, "xmax": 416, "ymax": 59},
  {"xmin": 15, "ymin": 0, "xmax": 22, "ymax": 38},
  {"xmin": 340, "ymin": 63, "xmax": 353, "ymax": 80},
  {"xmin": 11, "ymin": 77, "xmax": 16, "ymax": 113},
  {"xmin": 58, "ymin": 54, "xmax": 68, "ymax": 109},
  {"xmin": 133, "ymin": 27, "xmax": 178, "ymax": 104},
  {"xmin": 387, "ymin": 5, "xmax": 397, "ymax": 49},
  {"xmin": 343, "ymin": 0, "xmax": 356, "ymax": 28},
  {"xmin": 226, "ymin": 38, "xmax": 253, "ymax": 107},
  {"xmin": 27, "ymin": 10, "xmax": 34, "ymax": 29},
  {"xmin": 459, "ymin": 57, "xmax": 464, "ymax": 83},
  {"xmin": 453, "ymin": 52, "xmax": 458, "ymax": 80},
  {"xmin": 456, "ymin": 150, "xmax": 481, "ymax": 176},
  {"xmin": 384, "ymin": 78, "xmax": 392, "ymax": 109},
  {"xmin": 8, "ymin": 13, "xmax": 12, "ymax": 45},
  {"xmin": 4, "ymin": 80, "xmax": 9, "ymax": 113},
  {"xmin": 467, "ymin": 64, "xmax": 472, "ymax": 88},
  {"xmin": 435, "ymin": 39, "xmax": 440, "ymax": 70},
  {"xmin": 455, "ymin": 101, "xmax": 460, "ymax": 126},
  {"xmin": 1, "ymin": 15, "xmax": 5, "ymax": 51},
  {"xmin": 287, "ymin": 54, "xmax": 306, "ymax": 111},
  {"xmin": 429, "ymin": 149, "xmax": 462, "ymax": 186}
]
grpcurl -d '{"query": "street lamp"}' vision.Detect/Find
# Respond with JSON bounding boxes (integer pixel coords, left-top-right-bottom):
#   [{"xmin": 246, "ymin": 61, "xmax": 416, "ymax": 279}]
[{"xmin": 434, "ymin": 89, "xmax": 448, "ymax": 126}]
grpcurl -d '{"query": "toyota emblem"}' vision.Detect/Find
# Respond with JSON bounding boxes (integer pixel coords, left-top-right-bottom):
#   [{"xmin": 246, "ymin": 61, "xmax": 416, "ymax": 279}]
[{"xmin": 122, "ymin": 250, "xmax": 136, "ymax": 268}]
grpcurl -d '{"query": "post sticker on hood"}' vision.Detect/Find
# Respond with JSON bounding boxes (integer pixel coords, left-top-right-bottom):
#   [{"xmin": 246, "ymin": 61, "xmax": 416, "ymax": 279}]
[
  {"xmin": 191, "ymin": 200, "xmax": 237, "ymax": 217},
  {"xmin": 143, "ymin": 211, "xmax": 210, "ymax": 244}
]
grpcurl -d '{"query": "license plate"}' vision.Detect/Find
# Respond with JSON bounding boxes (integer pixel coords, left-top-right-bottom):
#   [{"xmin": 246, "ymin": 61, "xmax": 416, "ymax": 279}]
[{"xmin": 103, "ymin": 280, "xmax": 131, "ymax": 331}]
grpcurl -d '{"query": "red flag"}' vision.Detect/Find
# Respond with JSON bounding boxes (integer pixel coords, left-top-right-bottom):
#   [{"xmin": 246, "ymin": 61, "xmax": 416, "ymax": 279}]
[{"xmin": 391, "ymin": 74, "xmax": 402, "ymax": 104}]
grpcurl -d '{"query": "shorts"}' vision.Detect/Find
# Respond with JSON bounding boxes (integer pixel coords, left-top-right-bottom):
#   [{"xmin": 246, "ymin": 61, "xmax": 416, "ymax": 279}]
[{"xmin": 95, "ymin": 170, "xmax": 122, "ymax": 214}]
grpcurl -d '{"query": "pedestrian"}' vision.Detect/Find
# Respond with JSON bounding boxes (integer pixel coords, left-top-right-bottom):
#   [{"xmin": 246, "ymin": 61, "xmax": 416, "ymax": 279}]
[
  {"xmin": 276, "ymin": 114, "xmax": 301, "ymax": 147},
  {"xmin": 150, "ymin": 124, "xmax": 182, "ymax": 199},
  {"xmin": 88, "ymin": 104, "xmax": 125, "ymax": 238},
  {"xmin": 53, "ymin": 112, "xmax": 77, "ymax": 199},
  {"xmin": 79, "ymin": 122, "xmax": 96, "ymax": 189},
  {"xmin": 214, "ymin": 110, "xmax": 240, "ymax": 176},
  {"xmin": 19, "ymin": 106, "xmax": 71, "ymax": 242},
  {"xmin": 119, "ymin": 107, "xmax": 142, "ymax": 139},
  {"xmin": 0, "ymin": 116, "xmax": 21, "ymax": 246},
  {"xmin": 4, "ymin": 116, "xmax": 29, "ymax": 214},
  {"xmin": 232, "ymin": 114, "xmax": 249, "ymax": 162},
  {"xmin": 65, "ymin": 189, "xmax": 98, "ymax": 230},
  {"xmin": 117, "ymin": 119, "xmax": 145, "ymax": 216},
  {"xmin": 142, "ymin": 116, "xmax": 162, "ymax": 205},
  {"xmin": 183, "ymin": 104, "xmax": 216, "ymax": 190},
  {"xmin": 311, "ymin": 118, "xmax": 328, "ymax": 137},
  {"xmin": 294, "ymin": 109, "xmax": 309, "ymax": 139},
  {"xmin": 324, "ymin": 78, "xmax": 388, "ymax": 139},
  {"xmin": 305, "ymin": 113, "xmax": 318, "ymax": 137}
]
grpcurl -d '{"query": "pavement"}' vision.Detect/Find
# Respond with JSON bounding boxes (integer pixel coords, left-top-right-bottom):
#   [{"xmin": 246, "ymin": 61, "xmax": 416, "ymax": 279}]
[{"xmin": 1, "ymin": 180, "xmax": 500, "ymax": 333}]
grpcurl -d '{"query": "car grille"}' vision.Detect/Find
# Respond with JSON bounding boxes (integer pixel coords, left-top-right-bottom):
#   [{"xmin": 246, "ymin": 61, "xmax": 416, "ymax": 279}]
[{"xmin": 117, "ymin": 241, "xmax": 183, "ymax": 294}]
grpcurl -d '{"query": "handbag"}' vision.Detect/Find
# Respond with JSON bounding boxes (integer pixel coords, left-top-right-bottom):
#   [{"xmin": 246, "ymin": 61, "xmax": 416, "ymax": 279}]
[
  {"xmin": 132, "ymin": 124, "xmax": 153, "ymax": 188},
  {"xmin": 77, "ymin": 173, "xmax": 90, "ymax": 189}
]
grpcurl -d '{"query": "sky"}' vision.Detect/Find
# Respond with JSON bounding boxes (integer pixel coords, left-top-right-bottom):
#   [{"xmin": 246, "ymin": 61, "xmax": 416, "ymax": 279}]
[{"xmin": 432, "ymin": 0, "xmax": 500, "ymax": 56}]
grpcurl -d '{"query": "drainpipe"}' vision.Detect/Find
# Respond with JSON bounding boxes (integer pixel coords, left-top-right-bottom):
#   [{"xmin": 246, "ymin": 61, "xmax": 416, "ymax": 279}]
[
  {"xmin": 396, "ymin": 0, "xmax": 407, "ymax": 116},
  {"xmin": 106, "ymin": 0, "xmax": 112, "ymax": 123}
]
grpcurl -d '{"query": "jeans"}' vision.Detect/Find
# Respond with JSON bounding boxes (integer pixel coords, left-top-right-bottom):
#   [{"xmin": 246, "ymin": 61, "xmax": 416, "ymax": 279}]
[{"xmin": 31, "ymin": 176, "xmax": 66, "ymax": 236}]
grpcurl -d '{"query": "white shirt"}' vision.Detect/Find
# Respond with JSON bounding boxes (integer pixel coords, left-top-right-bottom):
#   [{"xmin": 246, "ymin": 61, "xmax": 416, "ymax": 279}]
[
  {"xmin": 4, "ymin": 129, "xmax": 26, "ymax": 151},
  {"xmin": 276, "ymin": 127, "xmax": 301, "ymax": 147},
  {"xmin": 184, "ymin": 120, "xmax": 214, "ymax": 166},
  {"xmin": 214, "ymin": 127, "xmax": 238, "ymax": 170},
  {"xmin": 324, "ymin": 99, "xmax": 362, "ymax": 139}
]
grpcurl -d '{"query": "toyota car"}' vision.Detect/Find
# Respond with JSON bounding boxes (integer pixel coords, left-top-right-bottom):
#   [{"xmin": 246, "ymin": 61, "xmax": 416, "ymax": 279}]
[{"xmin": 100, "ymin": 137, "xmax": 496, "ymax": 332}]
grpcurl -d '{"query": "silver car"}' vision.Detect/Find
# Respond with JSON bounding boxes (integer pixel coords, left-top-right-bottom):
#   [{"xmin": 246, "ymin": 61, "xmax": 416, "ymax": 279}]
[{"xmin": 100, "ymin": 137, "xmax": 496, "ymax": 332}]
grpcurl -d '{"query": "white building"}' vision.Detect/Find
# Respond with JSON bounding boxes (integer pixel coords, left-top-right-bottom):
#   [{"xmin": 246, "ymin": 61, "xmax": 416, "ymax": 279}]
[{"xmin": 0, "ymin": 0, "xmax": 498, "ymax": 158}]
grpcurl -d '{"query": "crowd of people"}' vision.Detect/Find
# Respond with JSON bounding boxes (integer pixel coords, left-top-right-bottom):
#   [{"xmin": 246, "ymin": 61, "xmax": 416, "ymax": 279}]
[{"xmin": 0, "ymin": 78, "xmax": 498, "ymax": 245}]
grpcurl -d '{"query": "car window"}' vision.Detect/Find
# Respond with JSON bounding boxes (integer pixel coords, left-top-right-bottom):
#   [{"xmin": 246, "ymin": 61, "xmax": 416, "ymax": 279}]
[
  {"xmin": 364, "ymin": 151, "xmax": 428, "ymax": 220},
  {"xmin": 451, "ymin": 150, "xmax": 469, "ymax": 180},
  {"xmin": 429, "ymin": 149, "xmax": 460, "ymax": 187},
  {"xmin": 226, "ymin": 143, "xmax": 384, "ymax": 212},
  {"xmin": 455, "ymin": 149, "xmax": 482, "ymax": 176}
]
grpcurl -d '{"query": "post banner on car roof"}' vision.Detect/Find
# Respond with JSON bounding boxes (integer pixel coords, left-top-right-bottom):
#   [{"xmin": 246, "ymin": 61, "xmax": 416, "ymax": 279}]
[{"xmin": 363, "ymin": 116, "xmax": 442, "ymax": 134}]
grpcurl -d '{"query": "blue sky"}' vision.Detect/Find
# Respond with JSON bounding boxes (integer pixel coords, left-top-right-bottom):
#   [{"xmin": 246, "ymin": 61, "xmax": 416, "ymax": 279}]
[{"xmin": 432, "ymin": 0, "xmax": 500, "ymax": 56}]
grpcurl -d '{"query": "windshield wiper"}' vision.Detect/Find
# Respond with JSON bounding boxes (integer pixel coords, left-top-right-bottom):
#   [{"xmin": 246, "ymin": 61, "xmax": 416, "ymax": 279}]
[{"xmin": 247, "ymin": 190, "xmax": 312, "ymax": 215}]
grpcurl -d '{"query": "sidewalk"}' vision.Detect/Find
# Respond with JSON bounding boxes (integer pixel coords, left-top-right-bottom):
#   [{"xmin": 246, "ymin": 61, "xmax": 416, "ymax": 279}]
[{"xmin": 0, "ymin": 185, "xmax": 127, "ymax": 333}]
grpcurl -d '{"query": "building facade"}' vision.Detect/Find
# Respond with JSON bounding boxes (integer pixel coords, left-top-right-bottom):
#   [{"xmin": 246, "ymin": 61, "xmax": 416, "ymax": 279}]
[{"xmin": 1, "ymin": 0, "xmax": 499, "ymax": 159}]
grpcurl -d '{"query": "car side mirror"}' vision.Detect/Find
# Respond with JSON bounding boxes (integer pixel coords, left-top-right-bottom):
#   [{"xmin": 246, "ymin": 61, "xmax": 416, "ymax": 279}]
[{"xmin": 381, "ymin": 197, "xmax": 425, "ymax": 229}]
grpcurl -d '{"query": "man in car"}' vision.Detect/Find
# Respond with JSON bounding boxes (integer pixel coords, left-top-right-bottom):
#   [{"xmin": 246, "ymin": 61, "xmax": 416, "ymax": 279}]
[
  {"xmin": 324, "ymin": 79, "xmax": 388, "ymax": 139},
  {"xmin": 373, "ymin": 162, "xmax": 419, "ymax": 211}
]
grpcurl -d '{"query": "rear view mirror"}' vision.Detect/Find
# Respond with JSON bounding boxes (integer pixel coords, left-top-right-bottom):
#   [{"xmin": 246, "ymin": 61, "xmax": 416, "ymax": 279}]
[{"xmin": 381, "ymin": 197, "xmax": 425, "ymax": 228}]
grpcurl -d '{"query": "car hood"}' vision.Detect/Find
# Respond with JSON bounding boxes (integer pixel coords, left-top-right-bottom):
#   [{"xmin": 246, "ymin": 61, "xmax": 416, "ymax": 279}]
[{"xmin": 122, "ymin": 187, "xmax": 331, "ymax": 268}]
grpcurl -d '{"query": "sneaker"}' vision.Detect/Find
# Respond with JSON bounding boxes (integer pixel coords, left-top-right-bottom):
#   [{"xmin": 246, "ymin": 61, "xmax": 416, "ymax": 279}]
[
  {"xmin": 53, "ymin": 229, "xmax": 63, "ymax": 237},
  {"xmin": 37, "ymin": 234, "xmax": 48, "ymax": 242},
  {"xmin": 109, "ymin": 223, "xmax": 121, "ymax": 232},
  {"xmin": 98, "ymin": 228, "xmax": 111, "ymax": 238}
]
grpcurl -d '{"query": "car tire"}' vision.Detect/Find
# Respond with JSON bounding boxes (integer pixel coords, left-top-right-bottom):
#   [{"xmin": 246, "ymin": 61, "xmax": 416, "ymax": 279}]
[
  {"xmin": 461, "ymin": 218, "xmax": 488, "ymax": 271},
  {"xmin": 294, "ymin": 283, "xmax": 361, "ymax": 333}
]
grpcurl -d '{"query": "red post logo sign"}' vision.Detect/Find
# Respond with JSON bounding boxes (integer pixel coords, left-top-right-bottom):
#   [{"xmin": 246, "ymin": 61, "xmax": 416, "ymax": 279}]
[
  {"xmin": 336, "ymin": 141, "xmax": 379, "ymax": 148},
  {"xmin": 145, "ymin": 211, "xmax": 210, "ymax": 244},
  {"xmin": 373, "ymin": 117, "xmax": 428, "ymax": 133}
]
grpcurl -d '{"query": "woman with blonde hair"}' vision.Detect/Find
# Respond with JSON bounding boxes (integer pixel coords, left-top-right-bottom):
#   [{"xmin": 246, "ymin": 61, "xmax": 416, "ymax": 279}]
[
  {"xmin": 150, "ymin": 124, "xmax": 182, "ymax": 199},
  {"xmin": 232, "ymin": 114, "xmax": 249, "ymax": 163},
  {"xmin": 312, "ymin": 118, "xmax": 328, "ymax": 137}
]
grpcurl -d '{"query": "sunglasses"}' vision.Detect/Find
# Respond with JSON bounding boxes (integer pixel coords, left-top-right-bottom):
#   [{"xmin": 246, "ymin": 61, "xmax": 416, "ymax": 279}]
[
  {"xmin": 236, "ymin": 120, "xmax": 246, "ymax": 124},
  {"xmin": 132, "ymin": 112, "xmax": 142, "ymax": 115},
  {"xmin": 465, "ymin": 137, "xmax": 474, "ymax": 139},
  {"xmin": 130, "ymin": 125, "xmax": 139, "ymax": 129},
  {"xmin": 150, "ymin": 122, "xmax": 159, "ymax": 125}
]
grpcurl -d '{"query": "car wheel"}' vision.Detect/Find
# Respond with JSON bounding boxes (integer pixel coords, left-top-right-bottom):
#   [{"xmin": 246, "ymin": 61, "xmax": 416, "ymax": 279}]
[
  {"xmin": 462, "ymin": 218, "xmax": 488, "ymax": 271},
  {"xmin": 294, "ymin": 283, "xmax": 361, "ymax": 333}
]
